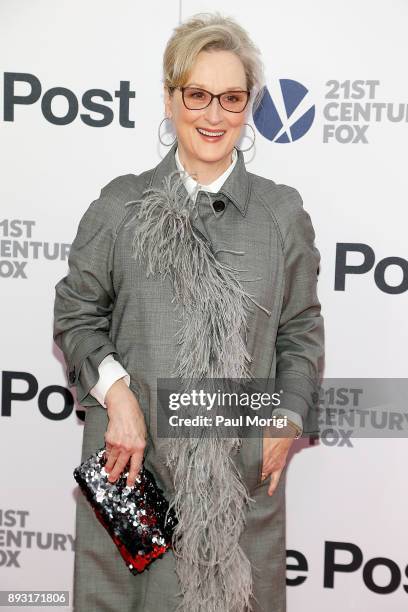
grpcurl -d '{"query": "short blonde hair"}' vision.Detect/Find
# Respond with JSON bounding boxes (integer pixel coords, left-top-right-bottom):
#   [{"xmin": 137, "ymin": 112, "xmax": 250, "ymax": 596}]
[{"xmin": 163, "ymin": 12, "xmax": 265, "ymax": 114}]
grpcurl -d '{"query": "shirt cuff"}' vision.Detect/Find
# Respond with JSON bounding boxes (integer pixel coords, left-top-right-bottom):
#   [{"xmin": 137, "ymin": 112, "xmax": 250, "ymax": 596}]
[
  {"xmin": 272, "ymin": 409, "xmax": 304, "ymax": 436},
  {"xmin": 89, "ymin": 354, "xmax": 130, "ymax": 408}
]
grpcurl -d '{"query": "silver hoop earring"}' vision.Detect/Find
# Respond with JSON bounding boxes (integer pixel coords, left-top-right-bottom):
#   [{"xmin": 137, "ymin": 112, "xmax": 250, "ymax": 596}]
[
  {"xmin": 158, "ymin": 117, "xmax": 177, "ymax": 146},
  {"xmin": 235, "ymin": 123, "xmax": 256, "ymax": 152}
]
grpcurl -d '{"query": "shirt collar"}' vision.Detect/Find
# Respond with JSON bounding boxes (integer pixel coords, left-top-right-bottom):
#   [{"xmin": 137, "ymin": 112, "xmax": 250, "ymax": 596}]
[
  {"xmin": 147, "ymin": 140, "xmax": 250, "ymax": 217},
  {"xmin": 174, "ymin": 146, "xmax": 238, "ymax": 203}
]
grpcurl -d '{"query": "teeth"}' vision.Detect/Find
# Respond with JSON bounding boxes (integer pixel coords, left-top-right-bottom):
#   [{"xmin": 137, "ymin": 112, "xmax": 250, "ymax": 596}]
[{"xmin": 197, "ymin": 128, "xmax": 225, "ymax": 137}]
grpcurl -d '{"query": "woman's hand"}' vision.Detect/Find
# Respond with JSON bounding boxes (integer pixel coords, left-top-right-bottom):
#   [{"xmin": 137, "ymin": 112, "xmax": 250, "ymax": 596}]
[
  {"xmin": 103, "ymin": 379, "xmax": 148, "ymax": 488},
  {"xmin": 260, "ymin": 424, "xmax": 298, "ymax": 496}
]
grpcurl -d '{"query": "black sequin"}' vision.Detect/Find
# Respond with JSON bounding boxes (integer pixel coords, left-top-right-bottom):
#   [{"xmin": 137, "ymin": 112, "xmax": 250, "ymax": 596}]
[{"xmin": 73, "ymin": 447, "xmax": 178, "ymax": 574}]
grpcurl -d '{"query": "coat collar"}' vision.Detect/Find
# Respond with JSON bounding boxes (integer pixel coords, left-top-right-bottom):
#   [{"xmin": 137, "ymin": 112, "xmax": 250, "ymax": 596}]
[{"xmin": 147, "ymin": 140, "xmax": 251, "ymax": 217}]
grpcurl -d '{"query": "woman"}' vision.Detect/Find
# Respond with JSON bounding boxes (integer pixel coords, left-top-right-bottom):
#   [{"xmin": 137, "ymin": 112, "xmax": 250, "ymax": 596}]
[{"xmin": 53, "ymin": 12, "xmax": 324, "ymax": 612}]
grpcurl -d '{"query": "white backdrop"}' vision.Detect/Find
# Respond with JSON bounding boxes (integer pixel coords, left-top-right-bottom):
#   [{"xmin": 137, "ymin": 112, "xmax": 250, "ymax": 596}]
[{"xmin": 1, "ymin": 1, "xmax": 407, "ymax": 610}]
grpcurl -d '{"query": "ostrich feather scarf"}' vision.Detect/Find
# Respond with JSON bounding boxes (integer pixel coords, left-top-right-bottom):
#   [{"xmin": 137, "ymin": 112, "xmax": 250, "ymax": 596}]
[{"xmin": 124, "ymin": 169, "xmax": 271, "ymax": 612}]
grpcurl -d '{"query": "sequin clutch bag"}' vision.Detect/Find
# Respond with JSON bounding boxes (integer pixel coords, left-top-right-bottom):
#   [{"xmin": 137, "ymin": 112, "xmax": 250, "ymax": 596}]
[{"xmin": 73, "ymin": 446, "xmax": 178, "ymax": 574}]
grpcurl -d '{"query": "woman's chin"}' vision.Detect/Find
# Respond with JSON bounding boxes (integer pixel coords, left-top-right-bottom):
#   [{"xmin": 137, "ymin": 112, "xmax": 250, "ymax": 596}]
[{"xmin": 191, "ymin": 143, "xmax": 231, "ymax": 163}]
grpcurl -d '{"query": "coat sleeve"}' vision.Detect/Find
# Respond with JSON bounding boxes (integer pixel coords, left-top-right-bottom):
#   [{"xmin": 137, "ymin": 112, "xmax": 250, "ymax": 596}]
[
  {"xmin": 274, "ymin": 189, "xmax": 325, "ymax": 434},
  {"xmin": 53, "ymin": 191, "xmax": 127, "ymax": 407}
]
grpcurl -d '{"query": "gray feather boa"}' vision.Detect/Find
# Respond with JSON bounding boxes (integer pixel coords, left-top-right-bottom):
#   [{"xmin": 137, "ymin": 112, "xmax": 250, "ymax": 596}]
[{"xmin": 125, "ymin": 169, "xmax": 269, "ymax": 611}]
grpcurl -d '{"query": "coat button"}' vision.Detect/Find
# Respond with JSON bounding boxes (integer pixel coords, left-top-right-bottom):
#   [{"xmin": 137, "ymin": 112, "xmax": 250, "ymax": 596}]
[
  {"xmin": 213, "ymin": 199, "xmax": 225, "ymax": 212},
  {"xmin": 68, "ymin": 368, "xmax": 76, "ymax": 384}
]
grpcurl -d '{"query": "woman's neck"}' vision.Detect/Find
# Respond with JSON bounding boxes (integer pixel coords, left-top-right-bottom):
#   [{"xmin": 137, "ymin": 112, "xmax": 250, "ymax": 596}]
[{"xmin": 177, "ymin": 147, "xmax": 233, "ymax": 185}]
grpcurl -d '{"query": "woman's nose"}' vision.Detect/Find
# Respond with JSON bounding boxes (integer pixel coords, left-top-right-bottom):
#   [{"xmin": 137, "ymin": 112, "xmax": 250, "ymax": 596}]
[{"xmin": 204, "ymin": 97, "xmax": 224, "ymax": 122}]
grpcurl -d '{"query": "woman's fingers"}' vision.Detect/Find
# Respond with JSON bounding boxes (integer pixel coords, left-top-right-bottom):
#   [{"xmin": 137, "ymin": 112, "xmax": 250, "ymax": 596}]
[
  {"xmin": 104, "ymin": 443, "xmax": 146, "ymax": 485},
  {"xmin": 126, "ymin": 452, "xmax": 144, "ymax": 487},
  {"xmin": 106, "ymin": 451, "xmax": 131, "ymax": 483},
  {"xmin": 102, "ymin": 386, "xmax": 148, "ymax": 485},
  {"xmin": 104, "ymin": 446, "xmax": 120, "ymax": 474},
  {"xmin": 267, "ymin": 467, "xmax": 283, "ymax": 497}
]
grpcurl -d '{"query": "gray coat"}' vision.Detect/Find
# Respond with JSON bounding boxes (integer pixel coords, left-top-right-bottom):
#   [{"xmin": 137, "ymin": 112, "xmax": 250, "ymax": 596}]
[{"xmin": 53, "ymin": 140, "xmax": 324, "ymax": 611}]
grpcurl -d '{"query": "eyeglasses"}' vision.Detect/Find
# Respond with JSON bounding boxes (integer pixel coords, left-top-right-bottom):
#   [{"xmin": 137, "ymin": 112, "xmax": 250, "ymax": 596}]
[{"xmin": 170, "ymin": 86, "xmax": 250, "ymax": 113}]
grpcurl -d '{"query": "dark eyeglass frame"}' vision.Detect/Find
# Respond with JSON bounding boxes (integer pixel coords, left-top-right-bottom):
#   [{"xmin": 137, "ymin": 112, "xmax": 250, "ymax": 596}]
[{"xmin": 169, "ymin": 86, "xmax": 251, "ymax": 113}]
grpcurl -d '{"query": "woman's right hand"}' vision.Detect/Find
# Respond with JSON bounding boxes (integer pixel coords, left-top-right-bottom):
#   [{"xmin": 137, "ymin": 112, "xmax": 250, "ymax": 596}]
[{"xmin": 103, "ymin": 379, "xmax": 147, "ymax": 488}]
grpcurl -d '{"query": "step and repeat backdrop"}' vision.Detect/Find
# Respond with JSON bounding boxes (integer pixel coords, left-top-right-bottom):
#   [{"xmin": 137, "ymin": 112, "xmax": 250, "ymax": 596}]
[{"xmin": 1, "ymin": 1, "xmax": 407, "ymax": 610}]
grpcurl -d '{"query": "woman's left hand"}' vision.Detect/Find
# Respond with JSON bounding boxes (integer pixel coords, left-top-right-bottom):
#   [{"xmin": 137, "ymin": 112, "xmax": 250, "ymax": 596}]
[{"xmin": 261, "ymin": 427, "xmax": 297, "ymax": 496}]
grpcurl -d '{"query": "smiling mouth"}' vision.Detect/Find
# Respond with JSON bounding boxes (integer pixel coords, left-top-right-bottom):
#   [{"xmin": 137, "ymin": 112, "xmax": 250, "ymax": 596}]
[{"xmin": 196, "ymin": 128, "xmax": 226, "ymax": 138}]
